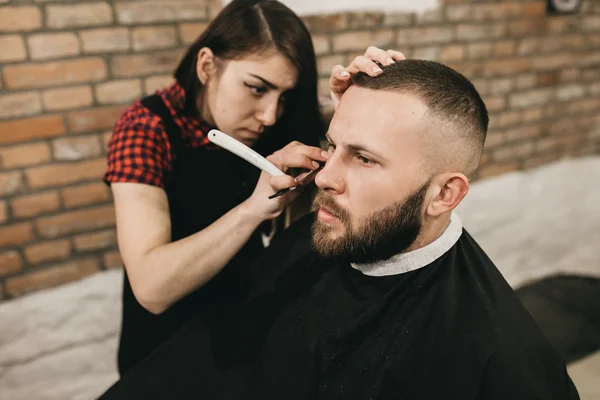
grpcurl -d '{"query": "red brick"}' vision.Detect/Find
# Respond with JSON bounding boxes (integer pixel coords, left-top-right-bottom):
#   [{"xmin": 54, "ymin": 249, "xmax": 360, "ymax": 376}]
[
  {"xmin": 493, "ymin": 111, "xmax": 521, "ymax": 129},
  {"xmin": 178, "ymin": 23, "xmax": 208, "ymax": 45},
  {"xmin": 484, "ymin": 131, "xmax": 506, "ymax": 149},
  {"xmin": 445, "ymin": 5, "xmax": 471, "ymax": 22},
  {"xmin": 67, "ymin": 106, "xmax": 125, "ymax": 133},
  {"xmin": 11, "ymin": 191, "xmax": 60, "ymax": 218},
  {"xmin": 24, "ymin": 239, "xmax": 71, "ymax": 264},
  {"xmin": 559, "ymin": 68, "xmax": 581, "ymax": 82},
  {"xmin": 111, "ymin": 50, "xmax": 184, "ymax": 78},
  {"xmin": 493, "ymin": 141, "xmax": 535, "ymax": 162},
  {"xmin": 521, "ymin": 2, "xmax": 547, "ymax": 16},
  {"xmin": 62, "ymin": 182, "xmax": 110, "ymax": 209},
  {"xmin": 439, "ymin": 45, "xmax": 465, "ymax": 63},
  {"xmin": 582, "ymin": 16, "xmax": 600, "ymax": 32},
  {"xmin": 567, "ymin": 98, "xmax": 600, "ymax": 114},
  {"xmin": 80, "ymin": 28, "xmax": 130, "ymax": 54},
  {"xmin": 312, "ymin": 35, "xmax": 330, "ymax": 56},
  {"xmin": 505, "ymin": 125, "xmax": 543, "ymax": 142},
  {"xmin": 5, "ymin": 258, "xmax": 99, "ymax": 297},
  {"xmin": 47, "ymin": 2, "xmax": 112, "ymax": 29},
  {"xmin": 0, "ymin": 6, "xmax": 42, "ymax": 32},
  {"xmin": 415, "ymin": 9, "xmax": 443, "ymax": 25},
  {"xmin": 531, "ymin": 54, "xmax": 573, "ymax": 71},
  {"xmin": 467, "ymin": 43, "xmax": 492, "ymax": 59},
  {"xmin": 382, "ymin": 12, "xmax": 414, "ymax": 28},
  {"xmin": 0, "ymin": 92, "xmax": 42, "ymax": 119},
  {"xmin": 522, "ymin": 108, "xmax": 544, "ymax": 123},
  {"xmin": 517, "ymin": 38, "xmax": 540, "ymax": 55},
  {"xmin": 397, "ymin": 27, "xmax": 453, "ymax": 46},
  {"xmin": 96, "ymin": 80, "xmax": 142, "ymax": 105},
  {"xmin": 4, "ymin": 58, "xmax": 107, "ymax": 89},
  {"xmin": 523, "ymin": 153, "xmax": 563, "ymax": 170},
  {"xmin": 302, "ymin": 14, "xmax": 349, "ymax": 33},
  {"xmin": 43, "ymin": 86, "xmax": 94, "ymax": 112},
  {"xmin": 25, "ymin": 158, "xmax": 106, "ymax": 189},
  {"xmin": 478, "ymin": 162, "xmax": 519, "ymax": 179},
  {"xmin": 133, "ymin": 26, "xmax": 177, "ymax": 51},
  {"xmin": 0, "ymin": 201, "xmax": 6, "ymax": 224},
  {"xmin": 509, "ymin": 88, "xmax": 553, "ymax": 109},
  {"xmin": 348, "ymin": 12, "xmax": 384, "ymax": 28},
  {"xmin": 330, "ymin": 30, "xmax": 394, "ymax": 52},
  {"xmin": 0, "ymin": 35, "xmax": 27, "ymax": 62},
  {"xmin": 493, "ymin": 41, "xmax": 517, "ymax": 57},
  {"xmin": 515, "ymin": 74, "xmax": 536, "ymax": 90},
  {"xmin": 0, "ymin": 222, "xmax": 34, "ymax": 247},
  {"xmin": 116, "ymin": 1, "xmax": 206, "ymax": 24},
  {"xmin": 144, "ymin": 75, "xmax": 174, "ymax": 95},
  {"xmin": 540, "ymin": 35, "xmax": 585, "ymax": 53},
  {"xmin": 508, "ymin": 19, "xmax": 546, "ymax": 36},
  {"xmin": 412, "ymin": 47, "xmax": 440, "ymax": 62},
  {"xmin": 74, "ymin": 229, "xmax": 116, "ymax": 252},
  {"xmin": 489, "ymin": 78, "xmax": 514, "ymax": 95},
  {"xmin": 318, "ymin": 55, "xmax": 345, "ymax": 77},
  {"xmin": 484, "ymin": 96, "xmax": 506, "ymax": 112},
  {"xmin": 103, "ymin": 250, "xmax": 122, "ymax": 269},
  {"xmin": 483, "ymin": 59, "xmax": 532, "ymax": 77},
  {"xmin": 102, "ymin": 131, "xmax": 113, "ymax": 149},
  {"xmin": 0, "ymin": 142, "xmax": 51, "ymax": 168},
  {"xmin": 456, "ymin": 24, "xmax": 505, "ymax": 41},
  {"xmin": 36, "ymin": 205, "xmax": 115, "ymax": 238},
  {"xmin": 0, "ymin": 251, "xmax": 23, "ymax": 278},
  {"xmin": 0, "ymin": 171, "xmax": 24, "ymax": 197},
  {"xmin": 28, "ymin": 32, "xmax": 80, "ymax": 60}
]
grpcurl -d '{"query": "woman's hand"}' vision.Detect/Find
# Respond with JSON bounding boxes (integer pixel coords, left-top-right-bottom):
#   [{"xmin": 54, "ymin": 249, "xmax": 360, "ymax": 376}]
[
  {"xmin": 329, "ymin": 46, "xmax": 406, "ymax": 109},
  {"xmin": 243, "ymin": 141, "xmax": 328, "ymax": 221}
]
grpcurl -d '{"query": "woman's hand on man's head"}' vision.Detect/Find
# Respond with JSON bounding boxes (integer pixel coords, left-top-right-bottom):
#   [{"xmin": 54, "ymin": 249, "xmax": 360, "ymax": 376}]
[{"xmin": 329, "ymin": 46, "xmax": 406, "ymax": 109}]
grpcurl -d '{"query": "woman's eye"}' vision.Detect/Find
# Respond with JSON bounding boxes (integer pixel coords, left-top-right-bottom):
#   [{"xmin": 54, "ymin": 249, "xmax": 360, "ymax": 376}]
[{"xmin": 245, "ymin": 83, "xmax": 266, "ymax": 95}]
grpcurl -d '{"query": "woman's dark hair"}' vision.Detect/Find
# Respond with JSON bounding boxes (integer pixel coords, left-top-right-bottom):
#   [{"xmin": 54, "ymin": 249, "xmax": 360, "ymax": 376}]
[{"xmin": 174, "ymin": 0, "xmax": 325, "ymax": 155}]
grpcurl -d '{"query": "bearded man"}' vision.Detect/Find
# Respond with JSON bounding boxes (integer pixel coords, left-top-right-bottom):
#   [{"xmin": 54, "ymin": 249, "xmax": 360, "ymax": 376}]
[{"xmin": 100, "ymin": 60, "xmax": 579, "ymax": 400}]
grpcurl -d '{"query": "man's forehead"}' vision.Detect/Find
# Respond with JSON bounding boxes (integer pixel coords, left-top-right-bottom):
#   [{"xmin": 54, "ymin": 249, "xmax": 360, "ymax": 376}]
[{"xmin": 329, "ymin": 87, "xmax": 429, "ymax": 150}]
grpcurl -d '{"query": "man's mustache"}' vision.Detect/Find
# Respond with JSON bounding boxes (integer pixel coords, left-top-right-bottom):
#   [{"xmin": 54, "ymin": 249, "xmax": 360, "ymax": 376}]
[{"xmin": 313, "ymin": 192, "xmax": 349, "ymax": 223}]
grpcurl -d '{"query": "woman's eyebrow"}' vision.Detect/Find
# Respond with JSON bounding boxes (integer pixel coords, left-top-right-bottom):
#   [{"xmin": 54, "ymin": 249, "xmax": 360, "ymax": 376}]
[{"xmin": 249, "ymin": 74, "xmax": 278, "ymax": 90}]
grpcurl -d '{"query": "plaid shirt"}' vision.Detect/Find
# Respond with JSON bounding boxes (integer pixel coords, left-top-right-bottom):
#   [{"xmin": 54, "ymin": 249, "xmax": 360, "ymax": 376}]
[{"xmin": 104, "ymin": 83, "xmax": 215, "ymax": 189}]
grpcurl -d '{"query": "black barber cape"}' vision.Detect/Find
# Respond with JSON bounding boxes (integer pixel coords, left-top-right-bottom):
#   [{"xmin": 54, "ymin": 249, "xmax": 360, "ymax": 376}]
[{"xmin": 100, "ymin": 212, "xmax": 579, "ymax": 400}]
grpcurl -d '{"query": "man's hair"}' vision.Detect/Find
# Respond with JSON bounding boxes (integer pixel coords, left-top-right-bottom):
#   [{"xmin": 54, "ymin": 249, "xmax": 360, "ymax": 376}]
[{"xmin": 353, "ymin": 60, "xmax": 488, "ymax": 175}]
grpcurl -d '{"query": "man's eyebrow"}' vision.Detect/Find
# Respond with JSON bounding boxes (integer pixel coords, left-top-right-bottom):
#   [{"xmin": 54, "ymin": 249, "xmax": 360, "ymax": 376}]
[{"xmin": 249, "ymin": 74, "xmax": 278, "ymax": 90}]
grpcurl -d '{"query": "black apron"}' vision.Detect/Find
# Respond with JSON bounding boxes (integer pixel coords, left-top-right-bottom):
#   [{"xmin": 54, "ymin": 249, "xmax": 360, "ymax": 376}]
[{"xmin": 117, "ymin": 94, "xmax": 267, "ymax": 376}]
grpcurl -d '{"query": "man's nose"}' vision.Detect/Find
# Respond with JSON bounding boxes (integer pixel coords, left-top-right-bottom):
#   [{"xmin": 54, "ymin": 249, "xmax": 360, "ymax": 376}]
[{"xmin": 315, "ymin": 153, "xmax": 345, "ymax": 194}]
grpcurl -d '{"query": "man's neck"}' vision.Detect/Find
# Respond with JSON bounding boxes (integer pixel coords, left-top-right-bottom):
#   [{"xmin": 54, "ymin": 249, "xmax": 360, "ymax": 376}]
[{"xmin": 405, "ymin": 213, "xmax": 452, "ymax": 253}]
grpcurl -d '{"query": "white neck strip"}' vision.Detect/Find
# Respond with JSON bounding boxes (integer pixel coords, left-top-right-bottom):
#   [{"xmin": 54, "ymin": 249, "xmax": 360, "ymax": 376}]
[{"xmin": 351, "ymin": 212, "xmax": 463, "ymax": 277}]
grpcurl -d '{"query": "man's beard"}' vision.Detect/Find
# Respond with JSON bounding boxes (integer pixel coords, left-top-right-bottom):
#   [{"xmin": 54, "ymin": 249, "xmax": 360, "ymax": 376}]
[{"xmin": 311, "ymin": 182, "xmax": 429, "ymax": 264}]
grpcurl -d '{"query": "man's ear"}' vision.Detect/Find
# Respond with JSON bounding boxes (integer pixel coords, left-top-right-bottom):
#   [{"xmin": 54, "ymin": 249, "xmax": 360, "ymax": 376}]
[
  {"xmin": 196, "ymin": 47, "xmax": 216, "ymax": 85},
  {"xmin": 426, "ymin": 173, "xmax": 469, "ymax": 217}
]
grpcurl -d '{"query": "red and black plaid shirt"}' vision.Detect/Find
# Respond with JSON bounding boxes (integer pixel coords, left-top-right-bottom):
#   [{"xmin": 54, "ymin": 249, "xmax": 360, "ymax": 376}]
[{"xmin": 104, "ymin": 83, "xmax": 215, "ymax": 189}]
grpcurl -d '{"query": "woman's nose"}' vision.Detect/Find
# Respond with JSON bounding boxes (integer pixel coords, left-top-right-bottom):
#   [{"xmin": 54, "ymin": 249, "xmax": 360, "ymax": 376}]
[{"xmin": 256, "ymin": 99, "xmax": 278, "ymax": 127}]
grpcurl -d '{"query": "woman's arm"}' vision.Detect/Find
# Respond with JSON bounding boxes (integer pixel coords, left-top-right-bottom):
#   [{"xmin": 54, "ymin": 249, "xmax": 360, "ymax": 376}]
[{"xmin": 113, "ymin": 142, "xmax": 328, "ymax": 314}]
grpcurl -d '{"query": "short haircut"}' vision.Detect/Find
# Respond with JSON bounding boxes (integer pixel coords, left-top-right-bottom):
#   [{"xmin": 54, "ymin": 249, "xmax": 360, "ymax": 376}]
[{"xmin": 353, "ymin": 60, "xmax": 488, "ymax": 175}]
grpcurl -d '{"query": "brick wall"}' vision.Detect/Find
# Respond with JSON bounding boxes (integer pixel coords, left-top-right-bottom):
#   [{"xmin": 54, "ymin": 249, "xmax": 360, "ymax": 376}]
[{"xmin": 1, "ymin": 0, "xmax": 599, "ymax": 301}]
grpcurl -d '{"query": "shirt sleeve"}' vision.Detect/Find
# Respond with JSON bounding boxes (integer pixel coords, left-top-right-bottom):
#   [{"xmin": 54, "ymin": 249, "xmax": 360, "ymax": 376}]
[{"xmin": 104, "ymin": 103, "xmax": 171, "ymax": 189}]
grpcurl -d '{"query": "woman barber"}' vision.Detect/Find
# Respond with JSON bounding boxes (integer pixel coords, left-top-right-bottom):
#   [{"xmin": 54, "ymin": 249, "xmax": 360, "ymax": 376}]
[{"xmin": 104, "ymin": 0, "xmax": 405, "ymax": 376}]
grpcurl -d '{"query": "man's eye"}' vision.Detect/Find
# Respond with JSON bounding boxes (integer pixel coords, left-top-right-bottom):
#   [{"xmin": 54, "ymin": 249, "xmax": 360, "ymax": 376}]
[
  {"xmin": 357, "ymin": 155, "xmax": 374, "ymax": 166},
  {"xmin": 245, "ymin": 83, "xmax": 266, "ymax": 95}
]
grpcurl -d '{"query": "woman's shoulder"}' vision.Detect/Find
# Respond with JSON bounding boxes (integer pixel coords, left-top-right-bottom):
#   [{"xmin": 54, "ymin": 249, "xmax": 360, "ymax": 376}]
[{"xmin": 113, "ymin": 98, "xmax": 167, "ymax": 140}]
